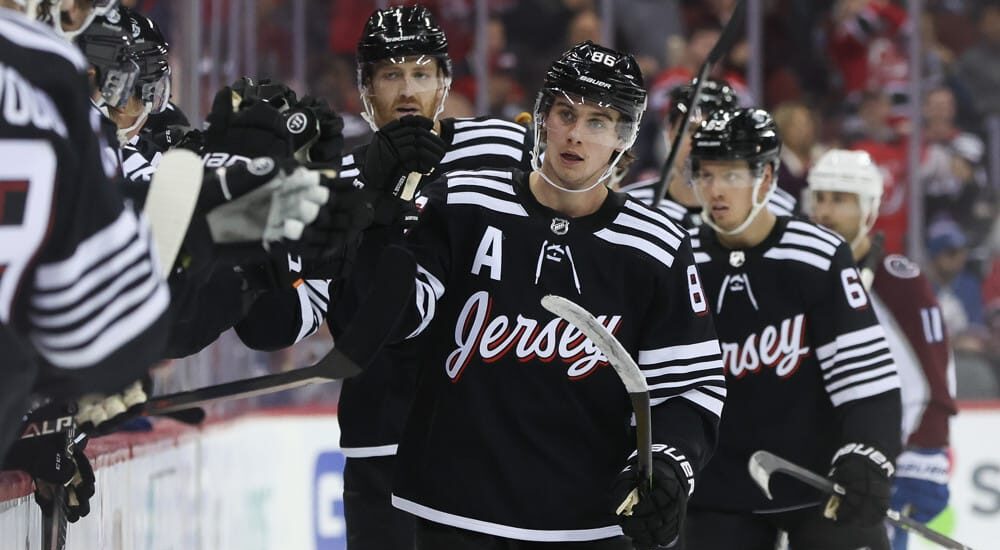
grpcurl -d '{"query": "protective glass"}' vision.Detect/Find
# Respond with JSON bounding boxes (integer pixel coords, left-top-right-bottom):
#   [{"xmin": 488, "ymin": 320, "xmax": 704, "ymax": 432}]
[
  {"xmin": 691, "ymin": 166, "xmax": 758, "ymax": 190},
  {"xmin": 364, "ymin": 55, "xmax": 449, "ymax": 96},
  {"xmin": 540, "ymin": 93, "xmax": 630, "ymax": 149},
  {"xmin": 139, "ymin": 71, "xmax": 170, "ymax": 113},
  {"xmin": 98, "ymin": 56, "xmax": 141, "ymax": 108}
]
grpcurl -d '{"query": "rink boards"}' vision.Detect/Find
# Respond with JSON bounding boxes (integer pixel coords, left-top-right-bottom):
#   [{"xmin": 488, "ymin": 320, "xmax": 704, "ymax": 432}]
[{"xmin": 1, "ymin": 404, "xmax": 998, "ymax": 550}]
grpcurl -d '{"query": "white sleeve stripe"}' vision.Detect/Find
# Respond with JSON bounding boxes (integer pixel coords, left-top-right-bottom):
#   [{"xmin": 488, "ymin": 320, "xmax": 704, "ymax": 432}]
[
  {"xmin": 407, "ymin": 279, "xmax": 437, "ymax": 339},
  {"xmin": 641, "ymin": 359, "xmax": 723, "ymax": 378},
  {"xmin": 647, "ymin": 374, "xmax": 726, "ymax": 391},
  {"xmin": 29, "ymin": 259, "xmax": 151, "ymax": 328},
  {"xmin": 416, "ymin": 265, "xmax": 445, "ymax": 299},
  {"xmin": 612, "ymin": 213, "xmax": 682, "ymax": 251},
  {"xmin": 762, "ymin": 247, "xmax": 831, "ymax": 270},
  {"xmin": 304, "ymin": 279, "xmax": 330, "ymax": 301},
  {"xmin": 453, "ymin": 118, "xmax": 525, "ymax": 131},
  {"xmin": 815, "ymin": 325, "xmax": 888, "ymax": 360},
  {"xmin": 702, "ymin": 385, "xmax": 727, "ymax": 397},
  {"xmin": 638, "ymin": 340, "xmax": 722, "ymax": 365},
  {"xmin": 30, "ymin": 231, "xmax": 148, "ymax": 309},
  {"xmin": 446, "ymin": 169, "xmax": 513, "ymax": 180},
  {"xmin": 33, "ymin": 208, "xmax": 142, "ymax": 290},
  {"xmin": 31, "ymin": 279, "xmax": 168, "ymax": 368},
  {"xmin": 819, "ymin": 340, "xmax": 890, "ymax": 369},
  {"xmin": 780, "ymin": 231, "xmax": 838, "ymax": 256},
  {"xmin": 679, "ymin": 390, "xmax": 725, "ymax": 418},
  {"xmin": 448, "ymin": 192, "xmax": 529, "ymax": 216},
  {"xmin": 594, "ymin": 229, "xmax": 675, "ymax": 268},
  {"xmin": 293, "ymin": 282, "xmax": 318, "ymax": 343},
  {"xmin": 826, "ymin": 364, "xmax": 899, "ymax": 393},
  {"xmin": 829, "ymin": 375, "xmax": 901, "ymax": 407},
  {"xmin": 451, "ymin": 128, "xmax": 525, "ymax": 145},
  {"xmin": 822, "ymin": 350, "xmax": 895, "ymax": 380},
  {"xmin": 29, "ymin": 266, "xmax": 163, "ymax": 348},
  {"xmin": 341, "ymin": 168, "xmax": 360, "ymax": 178},
  {"xmin": 447, "ymin": 177, "xmax": 517, "ymax": 195},
  {"xmin": 441, "ymin": 143, "xmax": 523, "ymax": 164},
  {"xmin": 787, "ymin": 220, "xmax": 842, "ymax": 246}
]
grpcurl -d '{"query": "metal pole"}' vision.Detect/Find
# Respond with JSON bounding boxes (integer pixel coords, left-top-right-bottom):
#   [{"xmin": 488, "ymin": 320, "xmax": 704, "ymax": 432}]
[
  {"xmin": 226, "ymin": 0, "xmax": 241, "ymax": 83},
  {"xmin": 474, "ymin": 0, "xmax": 488, "ymax": 115},
  {"xmin": 243, "ymin": 0, "xmax": 258, "ymax": 78},
  {"xmin": 600, "ymin": 0, "xmax": 614, "ymax": 48},
  {"xmin": 747, "ymin": 0, "xmax": 763, "ymax": 103},
  {"xmin": 292, "ymin": 0, "xmax": 306, "ymax": 92},
  {"xmin": 183, "ymin": 0, "xmax": 202, "ymax": 124},
  {"xmin": 208, "ymin": 0, "xmax": 223, "ymax": 98},
  {"xmin": 906, "ymin": 0, "xmax": 925, "ymax": 265},
  {"xmin": 988, "ymin": 115, "xmax": 1000, "ymax": 195}
]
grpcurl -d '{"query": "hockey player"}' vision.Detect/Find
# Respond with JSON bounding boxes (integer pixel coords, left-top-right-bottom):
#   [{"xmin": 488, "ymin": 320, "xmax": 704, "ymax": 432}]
[
  {"xmin": 806, "ymin": 149, "xmax": 956, "ymax": 550},
  {"xmin": 278, "ymin": 6, "xmax": 535, "ymax": 548},
  {"xmin": 682, "ymin": 108, "xmax": 902, "ymax": 550},
  {"xmin": 0, "ymin": 0, "xmax": 169, "ymax": 509},
  {"xmin": 620, "ymin": 78, "xmax": 797, "ymax": 228},
  {"xmin": 376, "ymin": 40, "xmax": 725, "ymax": 549}
]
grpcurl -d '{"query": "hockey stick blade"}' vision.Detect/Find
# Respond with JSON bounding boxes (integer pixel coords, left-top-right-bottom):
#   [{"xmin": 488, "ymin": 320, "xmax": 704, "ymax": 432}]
[
  {"xmin": 748, "ymin": 451, "xmax": 974, "ymax": 550},
  {"xmin": 144, "ymin": 149, "xmax": 204, "ymax": 277},
  {"xmin": 651, "ymin": 0, "xmax": 747, "ymax": 207},
  {"xmin": 540, "ymin": 295, "xmax": 652, "ymax": 515}
]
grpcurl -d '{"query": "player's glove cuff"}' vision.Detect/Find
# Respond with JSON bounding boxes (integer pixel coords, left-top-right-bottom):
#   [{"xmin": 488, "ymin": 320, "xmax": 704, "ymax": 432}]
[{"xmin": 825, "ymin": 442, "xmax": 894, "ymax": 526}]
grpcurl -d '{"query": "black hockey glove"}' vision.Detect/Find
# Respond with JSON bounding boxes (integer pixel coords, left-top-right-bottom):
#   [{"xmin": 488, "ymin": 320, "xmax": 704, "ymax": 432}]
[
  {"xmin": 203, "ymin": 86, "xmax": 293, "ymax": 159},
  {"xmin": 610, "ymin": 446, "xmax": 693, "ymax": 549},
  {"xmin": 292, "ymin": 176, "xmax": 376, "ymax": 280},
  {"xmin": 231, "ymin": 76, "xmax": 298, "ymax": 111},
  {"xmin": 3, "ymin": 403, "xmax": 95, "ymax": 522},
  {"xmin": 825, "ymin": 442, "xmax": 895, "ymax": 526},
  {"xmin": 362, "ymin": 115, "xmax": 446, "ymax": 196},
  {"xmin": 296, "ymin": 96, "xmax": 344, "ymax": 165}
]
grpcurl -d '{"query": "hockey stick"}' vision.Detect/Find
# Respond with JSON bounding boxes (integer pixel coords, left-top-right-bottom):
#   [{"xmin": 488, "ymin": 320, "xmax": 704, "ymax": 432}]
[
  {"xmin": 748, "ymin": 450, "xmax": 974, "ymax": 550},
  {"xmin": 540, "ymin": 295, "xmax": 651, "ymax": 516},
  {"xmin": 146, "ymin": 245, "xmax": 417, "ymax": 415},
  {"xmin": 144, "ymin": 149, "xmax": 204, "ymax": 277},
  {"xmin": 650, "ymin": 0, "xmax": 747, "ymax": 208}
]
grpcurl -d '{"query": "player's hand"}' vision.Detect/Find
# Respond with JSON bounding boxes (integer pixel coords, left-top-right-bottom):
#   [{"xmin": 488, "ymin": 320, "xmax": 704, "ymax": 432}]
[
  {"xmin": 296, "ymin": 96, "xmax": 344, "ymax": 165},
  {"xmin": 2, "ymin": 403, "xmax": 95, "ymax": 522},
  {"xmin": 825, "ymin": 442, "xmax": 894, "ymax": 526},
  {"xmin": 610, "ymin": 447, "xmax": 692, "ymax": 549},
  {"xmin": 362, "ymin": 115, "xmax": 446, "ymax": 196},
  {"xmin": 292, "ymin": 176, "xmax": 376, "ymax": 279},
  {"xmin": 203, "ymin": 86, "xmax": 293, "ymax": 159},
  {"xmin": 890, "ymin": 447, "xmax": 950, "ymax": 522}
]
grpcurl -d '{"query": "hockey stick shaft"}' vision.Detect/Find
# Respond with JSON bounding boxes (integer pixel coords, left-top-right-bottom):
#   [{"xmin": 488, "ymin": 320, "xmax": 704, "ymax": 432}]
[
  {"xmin": 651, "ymin": 0, "xmax": 747, "ymax": 207},
  {"xmin": 748, "ymin": 451, "xmax": 973, "ymax": 550},
  {"xmin": 540, "ymin": 295, "xmax": 652, "ymax": 513}
]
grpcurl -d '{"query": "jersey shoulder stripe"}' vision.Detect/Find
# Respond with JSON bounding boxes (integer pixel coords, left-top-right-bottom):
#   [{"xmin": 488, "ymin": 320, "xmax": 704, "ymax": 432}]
[
  {"xmin": 621, "ymin": 197, "xmax": 687, "ymax": 241},
  {"xmin": 620, "ymin": 178, "xmax": 689, "ymax": 222},
  {"xmin": 443, "ymin": 171, "xmax": 527, "ymax": 217},
  {"xmin": 452, "ymin": 117, "xmax": 527, "ymax": 133},
  {"xmin": 0, "ymin": 13, "xmax": 86, "ymax": 71},
  {"xmin": 768, "ymin": 187, "xmax": 797, "ymax": 216},
  {"xmin": 763, "ymin": 219, "xmax": 845, "ymax": 271},
  {"xmin": 594, "ymin": 227, "xmax": 677, "ymax": 269}
]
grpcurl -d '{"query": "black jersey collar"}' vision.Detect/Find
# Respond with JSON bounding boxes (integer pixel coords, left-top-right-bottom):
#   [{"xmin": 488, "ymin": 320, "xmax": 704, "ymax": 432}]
[{"xmin": 512, "ymin": 171, "xmax": 623, "ymax": 234}]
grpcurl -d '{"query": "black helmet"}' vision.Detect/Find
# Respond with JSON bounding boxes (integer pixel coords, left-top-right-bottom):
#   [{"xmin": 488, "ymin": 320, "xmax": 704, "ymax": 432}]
[
  {"xmin": 356, "ymin": 5, "xmax": 451, "ymax": 83},
  {"xmin": 667, "ymin": 77, "xmax": 739, "ymax": 126},
  {"xmin": 690, "ymin": 108, "xmax": 781, "ymax": 173},
  {"xmin": 123, "ymin": 8, "xmax": 171, "ymax": 113},
  {"xmin": 535, "ymin": 41, "xmax": 647, "ymax": 147},
  {"xmin": 74, "ymin": 7, "xmax": 139, "ymax": 108}
]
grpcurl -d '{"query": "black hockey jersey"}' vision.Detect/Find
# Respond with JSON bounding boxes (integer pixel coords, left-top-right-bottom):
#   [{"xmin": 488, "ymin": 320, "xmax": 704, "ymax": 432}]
[
  {"xmin": 620, "ymin": 176, "xmax": 798, "ymax": 229},
  {"xmin": 389, "ymin": 170, "xmax": 725, "ymax": 540},
  {"xmin": 687, "ymin": 216, "xmax": 901, "ymax": 513},
  {"xmin": 0, "ymin": 13, "xmax": 169, "ymax": 399},
  {"xmin": 330, "ymin": 116, "xmax": 533, "ymax": 455}
]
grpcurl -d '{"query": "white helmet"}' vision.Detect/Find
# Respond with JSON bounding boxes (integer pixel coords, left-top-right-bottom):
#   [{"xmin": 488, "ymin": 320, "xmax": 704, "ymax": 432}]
[{"xmin": 806, "ymin": 149, "xmax": 884, "ymax": 248}]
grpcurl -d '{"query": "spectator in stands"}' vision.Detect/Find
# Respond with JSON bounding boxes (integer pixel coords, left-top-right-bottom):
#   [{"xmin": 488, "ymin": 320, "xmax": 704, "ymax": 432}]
[
  {"xmin": 612, "ymin": 0, "xmax": 684, "ymax": 72},
  {"xmin": 773, "ymin": 101, "xmax": 823, "ymax": 203},
  {"xmin": 926, "ymin": 218, "xmax": 987, "ymax": 347},
  {"xmin": 828, "ymin": 0, "xmax": 910, "ymax": 112},
  {"xmin": 955, "ymin": 0, "xmax": 1000, "ymax": 116}
]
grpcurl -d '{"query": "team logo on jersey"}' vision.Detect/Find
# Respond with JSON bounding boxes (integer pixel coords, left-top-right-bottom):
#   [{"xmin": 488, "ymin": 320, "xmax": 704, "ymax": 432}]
[
  {"xmin": 729, "ymin": 250, "xmax": 745, "ymax": 267},
  {"xmin": 286, "ymin": 111, "xmax": 310, "ymax": 135},
  {"xmin": 446, "ymin": 291, "xmax": 622, "ymax": 382},
  {"xmin": 720, "ymin": 313, "xmax": 810, "ymax": 379},
  {"xmin": 884, "ymin": 254, "xmax": 920, "ymax": 279},
  {"xmin": 550, "ymin": 217, "xmax": 569, "ymax": 235},
  {"xmin": 716, "ymin": 273, "xmax": 758, "ymax": 313}
]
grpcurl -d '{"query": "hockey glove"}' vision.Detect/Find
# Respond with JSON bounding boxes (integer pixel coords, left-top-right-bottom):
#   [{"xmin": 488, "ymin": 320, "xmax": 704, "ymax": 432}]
[
  {"xmin": 291, "ymin": 176, "xmax": 376, "ymax": 279},
  {"xmin": 296, "ymin": 96, "xmax": 344, "ymax": 165},
  {"xmin": 825, "ymin": 442, "xmax": 895, "ymax": 526},
  {"xmin": 3, "ymin": 404, "xmax": 95, "ymax": 522},
  {"xmin": 362, "ymin": 115, "xmax": 447, "ymax": 196},
  {"xmin": 890, "ymin": 447, "xmax": 950, "ymax": 523},
  {"xmin": 610, "ymin": 446, "xmax": 693, "ymax": 549},
  {"xmin": 203, "ymin": 86, "xmax": 293, "ymax": 159},
  {"xmin": 74, "ymin": 378, "xmax": 150, "ymax": 436},
  {"xmin": 231, "ymin": 76, "xmax": 298, "ymax": 111}
]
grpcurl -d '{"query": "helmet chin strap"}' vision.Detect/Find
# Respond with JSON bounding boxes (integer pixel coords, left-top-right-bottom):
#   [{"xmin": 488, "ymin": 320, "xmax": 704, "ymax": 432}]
[
  {"xmin": 534, "ymin": 148, "xmax": 625, "ymax": 194},
  {"xmin": 116, "ymin": 103, "xmax": 152, "ymax": 145},
  {"xmin": 699, "ymin": 173, "xmax": 775, "ymax": 236}
]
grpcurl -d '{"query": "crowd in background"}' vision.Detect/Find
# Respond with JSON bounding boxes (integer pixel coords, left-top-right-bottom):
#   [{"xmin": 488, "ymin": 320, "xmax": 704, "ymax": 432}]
[{"xmin": 122, "ymin": 0, "xmax": 1000, "ymax": 402}]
